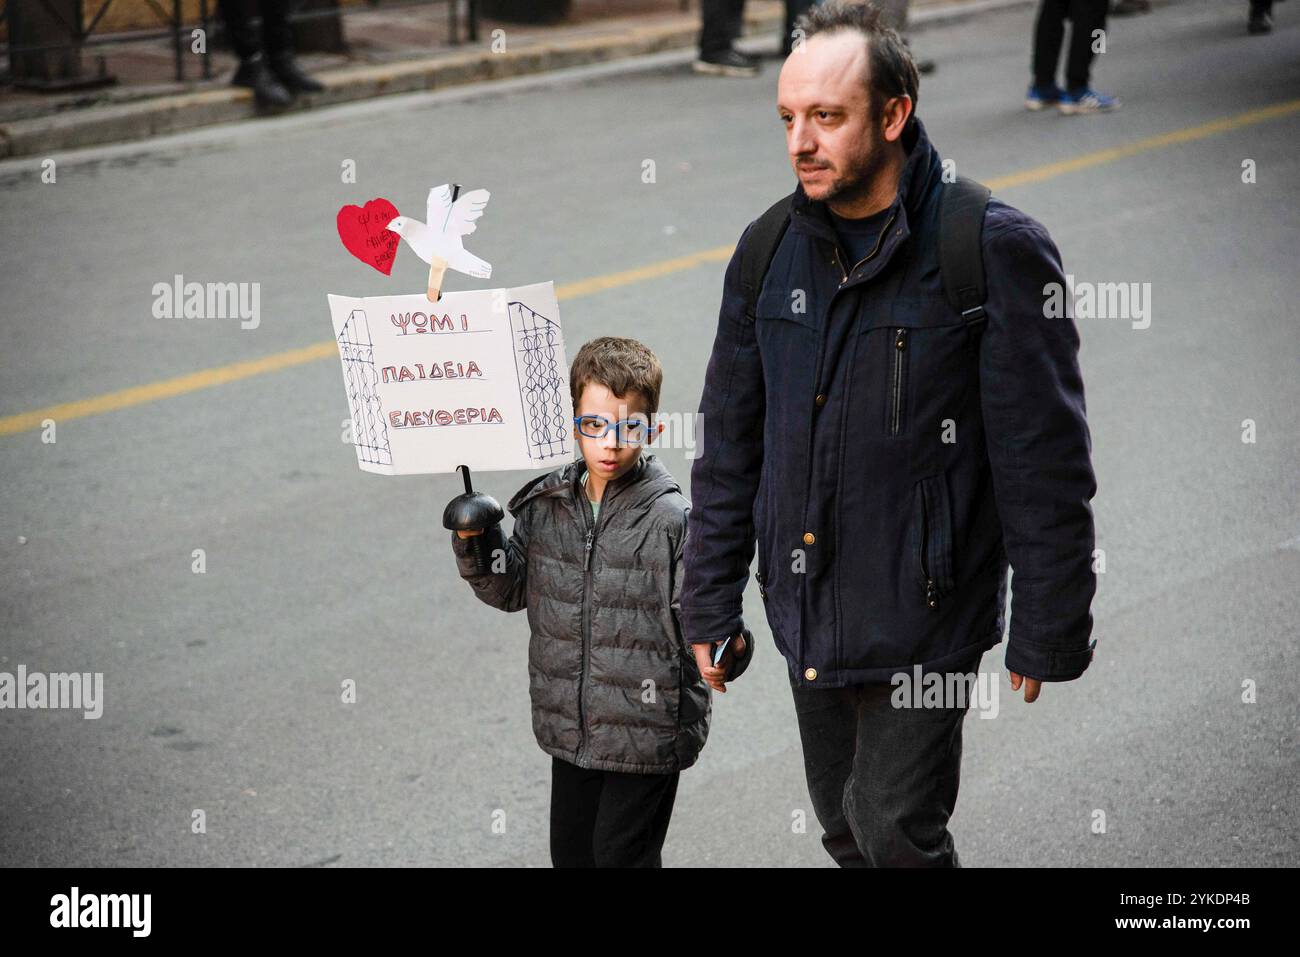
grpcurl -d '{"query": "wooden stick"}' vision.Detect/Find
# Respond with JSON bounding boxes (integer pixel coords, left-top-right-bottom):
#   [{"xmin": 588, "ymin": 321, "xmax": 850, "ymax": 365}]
[{"xmin": 426, "ymin": 254, "xmax": 449, "ymax": 302}]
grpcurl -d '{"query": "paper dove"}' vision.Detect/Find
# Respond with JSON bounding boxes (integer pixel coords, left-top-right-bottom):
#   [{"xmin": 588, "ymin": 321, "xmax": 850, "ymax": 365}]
[{"xmin": 386, "ymin": 186, "xmax": 493, "ymax": 302}]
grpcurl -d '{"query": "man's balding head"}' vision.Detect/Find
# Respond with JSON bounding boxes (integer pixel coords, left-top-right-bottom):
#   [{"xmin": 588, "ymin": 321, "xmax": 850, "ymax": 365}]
[{"xmin": 777, "ymin": 2, "xmax": 919, "ymax": 216}]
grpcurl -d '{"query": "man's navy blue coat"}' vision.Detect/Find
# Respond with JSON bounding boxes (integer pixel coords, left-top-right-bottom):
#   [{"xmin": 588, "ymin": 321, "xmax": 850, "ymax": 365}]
[{"xmin": 679, "ymin": 114, "xmax": 1098, "ymax": 688}]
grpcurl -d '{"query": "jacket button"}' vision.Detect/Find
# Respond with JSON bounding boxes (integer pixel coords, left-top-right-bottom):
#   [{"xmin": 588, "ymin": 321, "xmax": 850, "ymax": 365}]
[
  {"xmin": 804, "ymin": 668, "xmax": 817, "ymax": 681},
  {"xmin": 803, "ymin": 531, "xmax": 816, "ymax": 545},
  {"xmin": 815, "ymin": 393, "xmax": 827, "ymax": 407}
]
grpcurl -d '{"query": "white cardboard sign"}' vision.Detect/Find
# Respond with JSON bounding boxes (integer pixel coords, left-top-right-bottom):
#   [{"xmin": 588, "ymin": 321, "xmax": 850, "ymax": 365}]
[{"xmin": 326, "ymin": 281, "xmax": 573, "ymax": 475}]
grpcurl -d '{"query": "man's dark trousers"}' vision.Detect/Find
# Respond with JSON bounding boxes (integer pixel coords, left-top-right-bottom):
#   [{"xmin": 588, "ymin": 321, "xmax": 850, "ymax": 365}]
[
  {"xmin": 790, "ymin": 650, "xmax": 983, "ymax": 867},
  {"xmin": 1032, "ymin": 0, "xmax": 1109, "ymax": 93}
]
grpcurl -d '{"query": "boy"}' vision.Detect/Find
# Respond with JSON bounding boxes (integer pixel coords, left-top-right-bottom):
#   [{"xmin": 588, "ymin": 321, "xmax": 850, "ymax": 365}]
[{"xmin": 449, "ymin": 336, "xmax": 750, "ymax": 867}]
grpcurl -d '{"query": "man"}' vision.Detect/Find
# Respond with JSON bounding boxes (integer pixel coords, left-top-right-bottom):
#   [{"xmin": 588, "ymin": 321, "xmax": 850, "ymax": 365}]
[{"xmin": 683, "ymin": 1, "xmax": 1097, "ymax": 867}]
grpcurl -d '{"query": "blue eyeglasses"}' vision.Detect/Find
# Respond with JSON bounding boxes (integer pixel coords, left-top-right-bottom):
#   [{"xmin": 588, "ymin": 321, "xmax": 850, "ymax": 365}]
[{"xmin": 573, "ymin": 414, "xmax": 654, "ymax": 446}]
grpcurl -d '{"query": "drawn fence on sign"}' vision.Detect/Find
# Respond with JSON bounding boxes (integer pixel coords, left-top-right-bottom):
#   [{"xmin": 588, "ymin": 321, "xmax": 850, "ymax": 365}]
[
  {"xmin": 338, "ymin": 308, "xmax": 393, "ymax": 467},
  {"xmin": 509, "ymin": 300, "xmax": 569, "ymax": 461}
]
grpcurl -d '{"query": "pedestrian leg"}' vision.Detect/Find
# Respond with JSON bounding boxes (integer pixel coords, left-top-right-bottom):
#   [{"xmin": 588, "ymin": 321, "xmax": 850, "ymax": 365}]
[
  {"xmin": 1064, "ymin": 0, "xmax": 1109, "ymax": 93},
  {"xmin": 549, "ymin": 756, "xmax": 603, "ymax": 867},
  {"xmin": 1032, "ymin": 0, "xmax": 1071, "ymax": 90},
  {"xmin": 699, "ymin": 0, "xmax": 747, "ymax": 57},
  {"xmin": 789, "ymin": 672, "xmax": 869, "ymax": 866},
  {"xmin": 590, "ymin": 769, "xmax": 681, "ymax": 867},
  {"xmin": 840, "ymin": 655, "xmax": 981, "ymax": 867}
]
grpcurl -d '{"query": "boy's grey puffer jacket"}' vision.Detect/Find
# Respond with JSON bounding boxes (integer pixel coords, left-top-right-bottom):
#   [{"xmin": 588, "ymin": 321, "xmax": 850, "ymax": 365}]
[{"xmin": 450, "ymin": 452, "xmax": 710, "ymax": 774}]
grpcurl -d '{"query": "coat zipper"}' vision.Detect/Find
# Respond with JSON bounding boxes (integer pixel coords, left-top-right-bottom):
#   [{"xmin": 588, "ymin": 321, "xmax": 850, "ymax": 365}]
[
  {"xmin": 890, "ymin": 328, "xmax": 908, "ymax": 435},
  {"xmin": 832, "ymin": 210, "xmax": 898, "ymax": 286},
  {"xmin": 577, "ymin": 470, "xmax": 614, "ymax": 764},
  {"xmin": 577, "ymin": 484, "xmax": 594, "ymax": 764},
  {"xmin": 808, "ymin": 210, "xmax": 899, "ymax": 678},
  {"xmin": 919, "ymin": 484, "xmax": 938, "ymax": 610}
]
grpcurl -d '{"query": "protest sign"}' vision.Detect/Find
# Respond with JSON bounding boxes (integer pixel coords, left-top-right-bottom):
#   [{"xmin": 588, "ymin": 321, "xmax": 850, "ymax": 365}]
[{"xmin": 326, "ymin": 281, "xmax": 572, "ymax": 475}]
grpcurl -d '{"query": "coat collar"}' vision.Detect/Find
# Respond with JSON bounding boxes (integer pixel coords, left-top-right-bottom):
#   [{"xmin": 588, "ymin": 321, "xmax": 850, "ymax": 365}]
[
  {"xmin": 507, "ymin": 451, "xmax": 680, "ymax": 516},
  {"xmin": 788, "ymin": 114, "xmax": 942, "ymax": 277}
]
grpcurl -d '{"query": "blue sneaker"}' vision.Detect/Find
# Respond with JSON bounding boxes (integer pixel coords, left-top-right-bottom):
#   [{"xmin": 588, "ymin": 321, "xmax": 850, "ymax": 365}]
[
  {"xmin": 1025, "ymin": 83, "xmax": 1064, "ymax": 111},
  {"xmin": 1058, "ymin": 88, "xmax": 1122, "ymax": 114}
]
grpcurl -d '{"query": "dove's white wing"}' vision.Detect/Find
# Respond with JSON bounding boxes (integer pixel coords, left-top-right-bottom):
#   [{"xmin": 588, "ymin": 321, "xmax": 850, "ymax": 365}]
[
  {"xmin": 447, "ymin": 189, "xmax": 491, "ymax": 237},
  {"xmin": 425, "ymin": 184, "xmax": 453, "ymax": 230}
]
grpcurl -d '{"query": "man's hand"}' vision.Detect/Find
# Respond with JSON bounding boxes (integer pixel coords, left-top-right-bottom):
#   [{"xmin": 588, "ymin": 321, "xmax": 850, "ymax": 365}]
[
  {"xmin": 692, "ymin": 633, "xmax": 747, "ymax": 694},
  {"xmin": 1009, "ymin": 671, "xmax": 1042, "ymax": 703}
]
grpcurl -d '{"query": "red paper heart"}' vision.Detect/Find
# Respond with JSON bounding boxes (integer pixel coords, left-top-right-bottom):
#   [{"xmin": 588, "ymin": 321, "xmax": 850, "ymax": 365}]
[{"xmin": 337, "ymin": 198, "xmax": 401, "ymax": 275}]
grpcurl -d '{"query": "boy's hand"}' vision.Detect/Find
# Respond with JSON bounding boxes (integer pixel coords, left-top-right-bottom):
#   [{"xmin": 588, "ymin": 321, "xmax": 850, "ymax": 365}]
[
  {"xmin": 456, "ymin": 528, "xmax": 485, "ymax": 539},
  {"xmin": 693, "ymin": 633, "xmax": 746, "ymax": 694}
]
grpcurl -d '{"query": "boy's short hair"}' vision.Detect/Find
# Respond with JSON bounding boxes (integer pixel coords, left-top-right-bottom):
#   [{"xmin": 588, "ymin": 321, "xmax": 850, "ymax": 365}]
[{"xmin": 569, "ymin": 337, "xmax": 662, "ymax": 415}]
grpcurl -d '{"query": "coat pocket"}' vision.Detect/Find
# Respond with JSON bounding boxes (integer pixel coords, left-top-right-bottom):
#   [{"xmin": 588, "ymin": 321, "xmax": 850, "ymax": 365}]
[
  {"xmin": 886, "ymin": 327, "xmax": 909, "ymax": 436},
  {"xmin": 914, "ymin": 472, "xmax": 956, "ymax": 609}
]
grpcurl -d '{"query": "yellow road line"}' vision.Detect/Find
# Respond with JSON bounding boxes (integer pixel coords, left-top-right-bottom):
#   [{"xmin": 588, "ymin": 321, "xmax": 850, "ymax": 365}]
[
  {"xmin": 0, "ymin": 341, "xmax": 339, "ymax": 437},
  {"xmin": 3, "ymin": 99, "xmax": 1298, "ymax": 439},
  {"xmin": 986, "ymin": 99, "xmax": 1300, "ymax": 191}
]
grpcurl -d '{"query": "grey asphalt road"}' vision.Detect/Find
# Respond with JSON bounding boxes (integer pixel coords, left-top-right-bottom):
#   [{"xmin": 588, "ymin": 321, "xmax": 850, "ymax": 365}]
[{"xmin": 1, "ymin": 0, "xmax": 1297, "ymax": 868}]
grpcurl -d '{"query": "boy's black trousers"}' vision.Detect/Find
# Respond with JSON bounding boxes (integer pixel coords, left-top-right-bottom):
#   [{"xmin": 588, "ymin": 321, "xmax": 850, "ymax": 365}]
[{"xmin": 549, "ymin": 756, "xmax": 680, "ymax": 867}]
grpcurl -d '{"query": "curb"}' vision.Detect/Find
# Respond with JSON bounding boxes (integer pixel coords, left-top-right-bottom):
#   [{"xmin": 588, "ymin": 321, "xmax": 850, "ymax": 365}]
[{"xmin": 0, "ymin": 0, "xmax": 1035, "ymax": 160}]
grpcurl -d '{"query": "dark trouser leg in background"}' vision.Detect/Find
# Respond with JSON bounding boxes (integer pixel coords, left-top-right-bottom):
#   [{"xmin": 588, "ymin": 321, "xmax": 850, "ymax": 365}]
[
  {"xmin": 263, "ymin": 0, "xmax": 324, "ymax": 93},
  {"xmin": 700, "ymin": 0, "xmax": 746, "ymax": 57},
  {"xmin": 591, "ymin": 767, "xmax": 680, "ymax": 868},
  {"xmin": 217, "ymin": 0, "xmax": 262, "ymax": 61},
  {"xmin": 218, "ymin": 0, "xmax": 297, "ymax": 105},
  {"xmin": 549, "ymin": 756, "xmax": 602, "ymax": 867},
  {"xmin": 259, "ymin": 0, "xmax": 296, "ymax": 58},
  {"xmin": 1031, "ymin": 0, "xmax": 1069, "ymax": 90},
  {"xmin": 1063, "ymin": 0, "xmax": 1108, "ymax": 93}
]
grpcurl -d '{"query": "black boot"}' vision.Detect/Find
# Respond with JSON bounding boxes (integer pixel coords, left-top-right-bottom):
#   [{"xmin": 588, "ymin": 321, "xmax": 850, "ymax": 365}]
[
  {"xmin": 1248, "ymin": 0, "xmax": 1274, "ymax": 33},
  {"xmin": 268, "ymin": 53, "xmax": 325, "ymax": 94},
  {"xmin": 232, "ymin": 53, "xmax": 294, "ymax": 109}
]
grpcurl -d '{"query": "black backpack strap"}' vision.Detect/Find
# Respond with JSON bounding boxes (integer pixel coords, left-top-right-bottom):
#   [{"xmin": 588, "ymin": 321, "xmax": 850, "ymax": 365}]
[
  {"xmin": 938, "ymin": 175, "xmax": 991, "ymax": 322},
  {"xmin": 740, "ymin": 191, "xmax": 795, "ymax": 319}
]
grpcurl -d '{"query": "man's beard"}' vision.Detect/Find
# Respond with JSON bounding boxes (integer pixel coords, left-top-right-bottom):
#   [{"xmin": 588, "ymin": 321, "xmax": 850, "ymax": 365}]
[{"xmin": 803, "ymin": 123, "xmax": 890, "ymax": 206}]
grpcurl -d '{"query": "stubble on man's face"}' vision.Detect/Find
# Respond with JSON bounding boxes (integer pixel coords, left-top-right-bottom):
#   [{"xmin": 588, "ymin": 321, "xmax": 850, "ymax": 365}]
[{"xmin": 808, "ymin": 109, "xmax": 888, "ymax": 207}]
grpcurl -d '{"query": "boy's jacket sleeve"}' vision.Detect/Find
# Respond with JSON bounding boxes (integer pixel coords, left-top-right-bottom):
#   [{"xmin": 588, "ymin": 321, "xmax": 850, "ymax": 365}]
[
  {"xmin": 979, "ymin": 218, "xmax": 1098, "ymax": 681},
  {"xmin": 679, "ymin": 220, "xmax": 764, "ymax": 645},
  {"xmin": 450, "ymin": 503, "xmax": 531, "ymax": 614}
]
